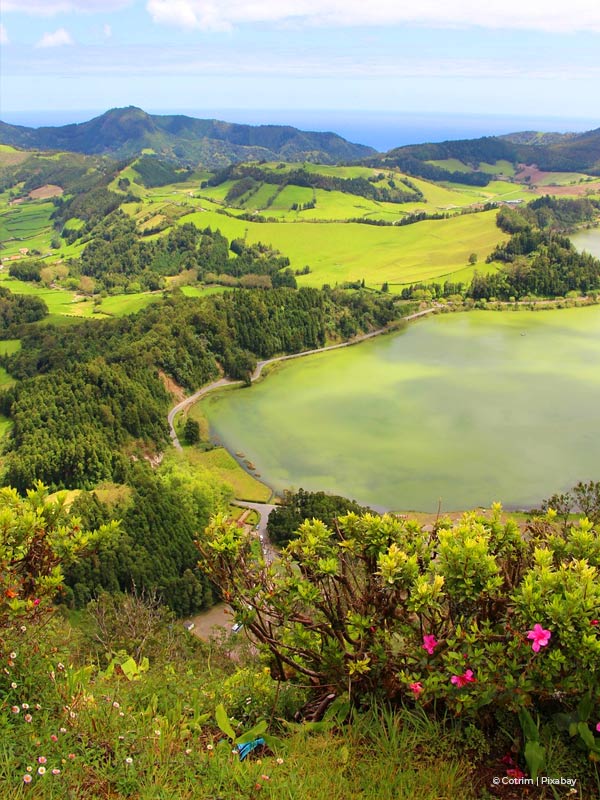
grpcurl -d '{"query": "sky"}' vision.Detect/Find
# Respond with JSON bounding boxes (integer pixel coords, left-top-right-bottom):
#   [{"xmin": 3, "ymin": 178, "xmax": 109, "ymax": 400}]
[{"xmin": 1, "ymin": 0, "xmax": 599, "ymax": 146}]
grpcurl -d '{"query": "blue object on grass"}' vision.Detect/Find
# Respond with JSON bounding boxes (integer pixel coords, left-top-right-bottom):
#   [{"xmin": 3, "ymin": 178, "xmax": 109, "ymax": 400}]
[{"xmin": 236, "ymin": 737, "xmax": 265, "ymax": 761}]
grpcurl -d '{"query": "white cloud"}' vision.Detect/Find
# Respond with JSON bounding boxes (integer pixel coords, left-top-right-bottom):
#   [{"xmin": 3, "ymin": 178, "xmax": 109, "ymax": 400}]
[
  {"xmin": 3, "ymin": 1, "xmax": 131, "ymax": 15},
  {"xmin": 145, "ymin": 0, "xmax": 600, "ymax": 33},
  {"xmin": 0, "ymin": 24, "xmax": 9, "ymax": 45},
  {"xmin": 35, "ymin": 28, "xmax": 74, "ymax": 48}
]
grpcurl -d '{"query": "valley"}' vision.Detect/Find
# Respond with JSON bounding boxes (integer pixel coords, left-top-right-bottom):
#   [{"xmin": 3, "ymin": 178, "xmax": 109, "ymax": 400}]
[{"xmin": 1, "ymin": 103, "xmax": 600, "ymax": 800}]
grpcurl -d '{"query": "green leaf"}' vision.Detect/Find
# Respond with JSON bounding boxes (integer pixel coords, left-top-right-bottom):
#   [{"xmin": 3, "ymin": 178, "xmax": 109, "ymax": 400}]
[
  {"xmin": 323, "ymin": 696, "xmax": 350, "ymax": 725},
  {"xmin": 577, "ymin": 722, "xmax": 596, "ymax": 749},
  {"xmin": 518, "ymin": 708, "xmax": 540, "ymax": 743},
  {"xmin": 119, "ymin": 657, "xmax": 139, "ymax": 681},
  {"xmin": 568, "ymin": 722, "xmax": 579, "ymax": 738},
  {"xmin": 524, "ymin": 740, "xmax": 546, "ymax": 781},
  {"xmin": 577, "ymin": 692, "xmax": 593, "ymax": 722},
  {"xmin": 236, "ymin": 719, "xmax": 268, "ymax": 745},
  {"xmin": 215, "ymin": 703, "xmax": 236, "ymax": 741}
]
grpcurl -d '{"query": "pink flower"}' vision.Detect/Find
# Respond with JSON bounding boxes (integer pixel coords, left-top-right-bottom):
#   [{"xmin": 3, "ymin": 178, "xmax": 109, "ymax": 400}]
[
  {"xmin": 409, "ymin": 682, "xmax": 423, "ymax": 698},
  {"xmin": 38, "ymin": 757, "xmax": 47, "ymax": 764},
  {"xmin": 596, "ymin": 722, "xmax": 600, "ymax": 733},
  {"xmin": 507, "ymin": 767, "xmax": 525, "ymax": 779},
  {"xmin": 422, "ymin": 635, "xmax": 438, "ymax": 655},
  {"xmin": 451, "ymin": 669, "xmax": 476, "ymax": 688},
  {"xmin": 23, "ymin": 774, "xmax": 32, "ymax": 784},
  {"xmin": 526, "ymin": 624, "xmax": 551, "ymax": 652},
  {"xmin": 50, "ymin": 735, "xmax": 58, "ymax": 742},
  {"xmin": 591, "ymin": 620, "xmax": 599, "ymax": 626},
  {"xmin": 33, "ymin": 599, "xmax": 40, "ymax": 606}
]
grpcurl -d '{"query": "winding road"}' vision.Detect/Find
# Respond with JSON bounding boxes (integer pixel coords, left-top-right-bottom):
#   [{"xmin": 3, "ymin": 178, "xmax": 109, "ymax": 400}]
[{"xmin": 168, "ymin": 307, "xmax": 436, "ymax": 449}]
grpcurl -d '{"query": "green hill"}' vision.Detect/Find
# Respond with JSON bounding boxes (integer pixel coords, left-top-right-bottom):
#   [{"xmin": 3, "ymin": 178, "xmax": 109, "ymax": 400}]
[
  {"xmin": 0, "ymin": 106, "xmax": 375, "ymax": 168},
  {"xmin": 369, "ymin": 127, "xmax": 600, "ymax": 179}
]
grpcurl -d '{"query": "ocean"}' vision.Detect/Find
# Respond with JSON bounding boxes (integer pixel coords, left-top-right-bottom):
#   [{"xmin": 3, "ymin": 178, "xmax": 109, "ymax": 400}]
[{"xmin": 1, "ymin": 108, "xmax": 598, "ymax": 152}]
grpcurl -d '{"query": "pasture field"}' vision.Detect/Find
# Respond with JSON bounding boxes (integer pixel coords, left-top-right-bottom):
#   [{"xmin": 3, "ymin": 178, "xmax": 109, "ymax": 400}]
[
  {"xmin": 0, "ymin": 200, "xmax": 55, "ymax": 257},
  {"xmin": 0, "ymin": 144, "xmax": 29, "ymax": 167},
  {"xmin": 240, "ymin": 181, "xmax": 281, "ymax": 209},
  {"xmin": 98, "ymin": 292, "xmax": 161, "ymax": 316},
  {"xmin": 477, "ymin": 160, "xmax": 516, "ymax": 176},
  {"xmin": 177, "ymin": 206, "xmax": 507, "ymax": 287},
  {"xmin": 179, "ymin": 285, "xmax": 226, "ymax": 298},
  {"xmin": 204, "ymin": 305, "xmax": 600, "ymax": 512},
  {"xmin": 0, "ymin": 273, "xmax": 169, "ymax": 321},
  {"xmin": 533, "ymin": 171, "xmax": 594, "ymax": 186},
  {"xmin": 258, "ymin": 161, "xmax": 381, "ymax": 179},
  {"xmin": 0, "ymin": 339, "xmax": 21, "ymax": 356},
  {"xmin": 0, "ymin": 274, "xmax": 95, "ymax": 318},
  {"xmin": 0, "ymin": 369, "xmax": 14, "ymax": 388}
]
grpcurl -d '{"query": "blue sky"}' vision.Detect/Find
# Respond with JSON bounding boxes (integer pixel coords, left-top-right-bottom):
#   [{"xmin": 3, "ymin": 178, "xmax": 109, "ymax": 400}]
[{"xmin": 1, "ymin": 0, "xmax": 599, "ymax": 141}]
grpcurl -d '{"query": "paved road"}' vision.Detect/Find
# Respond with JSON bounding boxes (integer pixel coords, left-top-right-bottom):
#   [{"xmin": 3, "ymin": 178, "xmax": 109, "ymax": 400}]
[
  {"xmin": 233, "ymin": 500, "xmax": 278, "ymax": 563},
  {"xmin": 168, "ymin": 307, "xmax": 436, "ymax": 448}
]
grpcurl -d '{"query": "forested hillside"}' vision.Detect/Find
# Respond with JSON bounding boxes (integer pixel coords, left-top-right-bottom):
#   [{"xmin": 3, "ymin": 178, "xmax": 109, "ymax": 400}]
[
  {"xmin": 371, "ymin": 127, "xmax": 600, "ymax": 176},
  {"xmin": 0, "ymin": 106, "xmax": 375, "ymax": 166},
  {"xmin": 1, "ymin": 287, "xmax": 401, "ymax": 491}
]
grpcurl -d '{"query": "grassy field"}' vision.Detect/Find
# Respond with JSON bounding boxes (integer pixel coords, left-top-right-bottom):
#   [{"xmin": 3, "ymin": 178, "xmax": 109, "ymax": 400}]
[
  {"xmin": 179, "ymin": 285, "xmax": 227, "ymax": 298},
  {"xmin": 175, "ymin": 207, "xmax": 507, "ymax": 288},
  {"xmin": 0, "ymin": 273, "xmax": 97, "ymax": 318},
  {"xmin": 0, "ymin": 273, "xmax": 170, "ymax": 321},
  {"xmin": 0, "ymin": 199, "xmax": 56, "ymax": 257},
  {"xmin": 533, "ymin": 171, "xmax": 594, "ymax": 186},
  {"xmin": 214, "ymin": 207, "xmax": 480, "ymax": 282},
  {"xmin": 0, "ymin": 339, "xmax": 21, "ymax": 355},
  {"xmin": 98, "ymin": 292, "xmax": 162, "ymax": 316},
  {"xmin": 0, "ymin": 160, "xmax": 560, "ymax": 309},
  {"xmin": 171, "ymin": 443, "xmax": 272, "ymax": 502}
]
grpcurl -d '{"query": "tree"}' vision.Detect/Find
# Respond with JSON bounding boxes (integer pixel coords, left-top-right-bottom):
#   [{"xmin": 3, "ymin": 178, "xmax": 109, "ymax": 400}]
[
  {"xmin": 0, "ymin": 483, "xmax": 118, "ymax": 633},
  {"xmin": 468, "ymin": 253, "xmax": 478, "ymax": 265},
  {"xmin": 183, "ymin": 418, "xmax": 201, "ymax": 445},
  {"xmin": 381, "ymin": 282, "xmax": 389, "ymax": 293},
  {"xmin": 267, "ymin": 488, "xmax": 370, "ymax": 545}
]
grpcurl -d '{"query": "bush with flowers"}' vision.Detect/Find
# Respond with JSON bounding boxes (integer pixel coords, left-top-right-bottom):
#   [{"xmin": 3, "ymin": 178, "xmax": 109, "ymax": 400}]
[{"xmin": 199, "ymin": 504, "xmax": 600, "ymax": 762}]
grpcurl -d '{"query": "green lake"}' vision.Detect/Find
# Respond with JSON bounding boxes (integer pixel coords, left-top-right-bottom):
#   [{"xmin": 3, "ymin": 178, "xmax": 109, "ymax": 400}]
[
  {"xmin": 203, "ymin": 307, "xmax": 600, "ymax": 511},
  {"xmin": 571, "ymin": 227, "xmax": 600, "ymax": 259}
]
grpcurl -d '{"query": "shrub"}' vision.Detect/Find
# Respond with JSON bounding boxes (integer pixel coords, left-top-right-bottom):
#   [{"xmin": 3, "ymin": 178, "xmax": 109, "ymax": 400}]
[{"xmin": 199, "ymin": 506, "xmax": 600, "ymax": 756}]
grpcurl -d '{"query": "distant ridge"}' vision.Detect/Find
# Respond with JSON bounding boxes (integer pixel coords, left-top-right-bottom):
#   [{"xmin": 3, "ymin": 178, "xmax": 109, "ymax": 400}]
[
  {"xmin": 0, "ymin": 106, "xmax": 376, "ymax": 167},
  {"xmin": 368, "ymin": 126, "xmax": 600, "ymax": 176}
]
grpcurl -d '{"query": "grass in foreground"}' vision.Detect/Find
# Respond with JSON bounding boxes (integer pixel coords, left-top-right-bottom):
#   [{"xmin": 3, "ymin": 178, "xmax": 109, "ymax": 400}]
[
  {"xmin": 0, "ymin": 612, "xmax": 485, "ymax": 800},
  {"xmin": 1, "ymin": 606, "xmax": 590, "ymax": 800}
]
